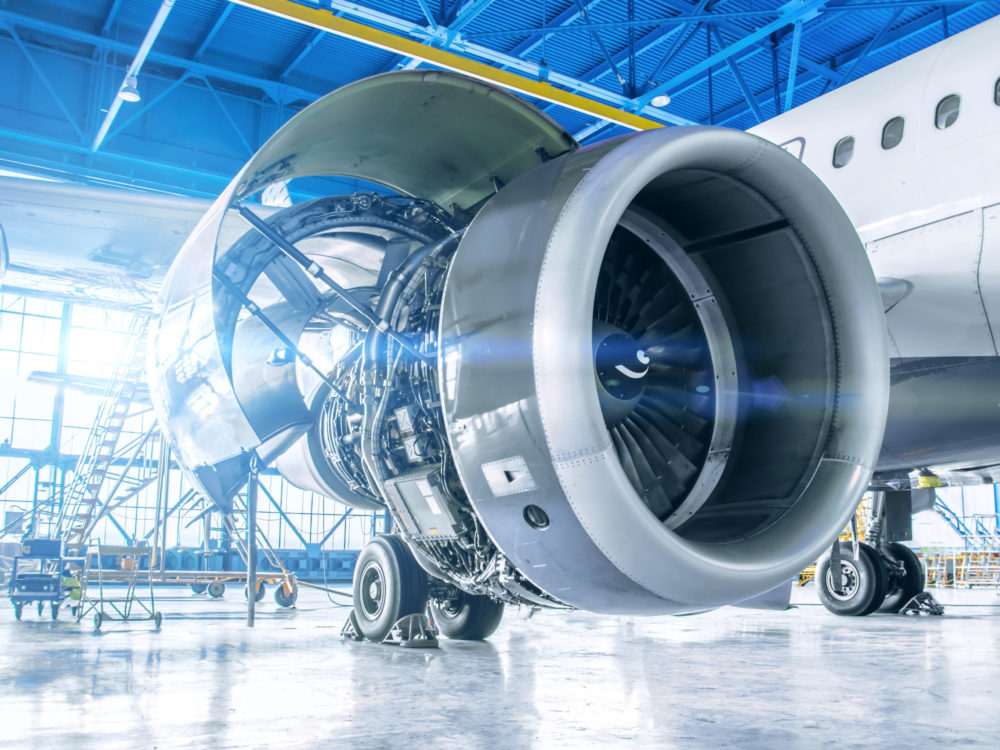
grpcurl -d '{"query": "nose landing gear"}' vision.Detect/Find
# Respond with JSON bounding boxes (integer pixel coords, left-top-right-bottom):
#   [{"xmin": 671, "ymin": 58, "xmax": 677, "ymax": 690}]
[{"xmin": 816, "ymin": 490, "xmax": 943, "ymax": 616}]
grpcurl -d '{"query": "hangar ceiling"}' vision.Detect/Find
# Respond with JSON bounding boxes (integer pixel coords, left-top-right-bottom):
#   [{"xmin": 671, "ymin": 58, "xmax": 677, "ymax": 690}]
[{"xmin": 0, "ymin": 0, "xmax": 997, "ymax": 197}]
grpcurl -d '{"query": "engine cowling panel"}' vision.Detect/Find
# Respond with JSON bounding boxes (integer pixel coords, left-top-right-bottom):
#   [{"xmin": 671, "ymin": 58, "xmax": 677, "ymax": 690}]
[{"xmin": 149, "ymin": 72, "xmax": 888, "ymax": 615}]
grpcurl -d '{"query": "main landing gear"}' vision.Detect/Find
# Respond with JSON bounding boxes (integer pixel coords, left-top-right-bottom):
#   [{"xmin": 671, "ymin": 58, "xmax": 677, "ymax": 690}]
[
  {"xmin": 816, "ymin": 490, "xmax": 943, "ymax": 616},
  {"xmin": 343, "ymin": 535, "xmax": 505, "ymax": 647}
]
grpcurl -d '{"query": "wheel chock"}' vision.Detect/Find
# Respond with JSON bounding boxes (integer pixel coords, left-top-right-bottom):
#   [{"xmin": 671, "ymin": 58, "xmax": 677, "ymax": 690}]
[
  {"xmin": 382, "ymin": 613, "xmax": 439, "ymax": 648},
  {"xmin": 340, "ymin": 610, "xmax": 363, "ymax": 641},
  {"xmin": 900, "ymin": 592, "xmax": 945, "ymax": 616}
]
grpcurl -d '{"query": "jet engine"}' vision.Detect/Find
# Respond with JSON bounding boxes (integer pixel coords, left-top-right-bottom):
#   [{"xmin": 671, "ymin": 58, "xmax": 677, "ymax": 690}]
[{"xmin": 149, "ymin": 71, "xmax": 888, "ymax": 622}]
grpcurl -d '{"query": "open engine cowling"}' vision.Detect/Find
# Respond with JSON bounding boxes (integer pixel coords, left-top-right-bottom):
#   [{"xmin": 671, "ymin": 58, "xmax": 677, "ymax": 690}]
[
  {"xmin": 439, "ymin": 127, "xmax": 889, "ymax": 613},
  {"xmin": 149, "ymin": 70, "xmax": 888, "ymax": 615}
]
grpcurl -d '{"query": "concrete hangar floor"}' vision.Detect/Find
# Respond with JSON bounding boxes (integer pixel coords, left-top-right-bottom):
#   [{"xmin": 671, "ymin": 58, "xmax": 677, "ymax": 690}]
[{"xmin": 1, "ymin": 586, "xmax": 998, "ymax": 748}]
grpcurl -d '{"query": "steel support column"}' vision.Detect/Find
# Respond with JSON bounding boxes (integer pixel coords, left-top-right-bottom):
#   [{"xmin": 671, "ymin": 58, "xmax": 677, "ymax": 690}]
[{"xmin": 246, "ymin": 454, "xmax": 260, "ymax": 628}]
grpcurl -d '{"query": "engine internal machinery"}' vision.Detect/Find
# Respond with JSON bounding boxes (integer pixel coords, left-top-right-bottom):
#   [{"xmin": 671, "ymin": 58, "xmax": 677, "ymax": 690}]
[{"xmin": 149, "ymin": 71, "xmax": 889, "ymax": 618}]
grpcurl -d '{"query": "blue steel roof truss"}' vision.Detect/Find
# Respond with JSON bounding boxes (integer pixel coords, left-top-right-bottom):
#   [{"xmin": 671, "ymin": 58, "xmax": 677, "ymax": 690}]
[{"xmin": 0, "ymin": 0, "xmax": 997, "ymax": 196}]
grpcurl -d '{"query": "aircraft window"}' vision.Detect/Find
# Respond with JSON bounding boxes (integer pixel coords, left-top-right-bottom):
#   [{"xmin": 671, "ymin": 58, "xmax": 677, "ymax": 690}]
[
  {"xmin": 935, "ymin": 94, "xmax": 960, "ymax": 129},
  {"xmin": 995, "ymin": 77, "xmax": 1000, "ymax": 106},
  {"xmin": 881, "ymin": 117, "xmax": 904, "ymax": 150},
  {"xmin": 832, "ymin": 136, "xmax": 854, "ymax": 168}
]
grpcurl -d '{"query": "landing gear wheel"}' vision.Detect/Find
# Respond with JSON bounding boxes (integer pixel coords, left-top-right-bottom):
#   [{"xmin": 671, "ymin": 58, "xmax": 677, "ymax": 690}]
[
  {"xmin": 879, "ymin": 542, "xmax": 925, "ymax": 613},
  {"xmin": 93, "ymin": 612, "xmax": 103, "ymax": 630},
  {"xmin": 431, "ymin": 591, "xmax": 505, "ymax": 640},
  {"xmin": 207, "ymin": 581, "xmax": 225, "ymax": 598},
  {"xmin": 153, "ymin": 612, "xmax": 163, "ymax": 629},
  {"xmin": 816, "ymin": 542, "xmax": 887, "ymax": 616},
  {"xmin": 244, "ymin": 581, "xmax": 266, "ymax": 602},
  {"xmin": 274, "ymin": 585, "xmax": 297, "ymax": 608},
  {"xmin": 37, "ymin": 602, "xmax": 43, "ymax": 617},
  {"xmin": 13, "ymin": 603, "xmax": 22, "ymax": 620},
  {"xmin": 352, "ymin": 535, "xmax": 428, "ymax": 643},
  {"xmin": 51, "ymin": 603, "xmax": 59, "ymax": 620},
  {"xmin": 190, "ymin": 583, "xmax": 208, "ymax": 595}
]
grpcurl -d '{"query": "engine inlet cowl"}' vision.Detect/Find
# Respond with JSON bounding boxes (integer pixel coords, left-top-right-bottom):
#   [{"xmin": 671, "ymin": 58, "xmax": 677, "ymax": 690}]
[{"xmin": 439, "ymin": 126, "xmax": 888, "ymax": 614}]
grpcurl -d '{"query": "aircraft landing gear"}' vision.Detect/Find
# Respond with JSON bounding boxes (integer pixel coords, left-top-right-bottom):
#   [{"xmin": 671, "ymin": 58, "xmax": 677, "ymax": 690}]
[
  {"xmin": 817, "ymin": 490, "xmax": 942, "ymax": 616},
  {"xmin": 349, "ymin": 535, "xmax": 431, "ymax": 644},
  {"xmin": 430, "ymin": 589, "xmax": 504, "ymax": 641},
  {"xmin": 816, "ymin": 542, "xmax": 887, "ymax": 616}
]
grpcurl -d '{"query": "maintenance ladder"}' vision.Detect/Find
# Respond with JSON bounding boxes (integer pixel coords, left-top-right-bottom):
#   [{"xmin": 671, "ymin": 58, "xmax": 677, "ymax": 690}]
[{"xmin": 50, "ymin": 315, "xmax": 151, "ymax": 553}]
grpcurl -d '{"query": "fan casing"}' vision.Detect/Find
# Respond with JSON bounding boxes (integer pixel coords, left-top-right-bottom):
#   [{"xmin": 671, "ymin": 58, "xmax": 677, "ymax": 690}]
[{"xmin": 438, "ymin": 126, "xmax": 888, "ymax": 614}]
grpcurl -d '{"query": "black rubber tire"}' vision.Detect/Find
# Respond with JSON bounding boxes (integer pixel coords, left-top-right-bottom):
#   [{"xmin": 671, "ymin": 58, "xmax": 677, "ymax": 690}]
[
  {"xmin": 190, "ymin": 583, "xmax": 208, "ymax": 595},
  {"xmin": 154, "ymin": 612, "xmax": 163, "ymax": 629},
  {"xmin": 13, "ymin": 603, "xmax": 22, "ymax": 621},
  {"xmin": 51, "ymin": 603, "xmax": 59, "ymax": 621},
  {"xmin": 37, "ymin": 601, "xmax": 43, "ymax": 617},
  {"xmin": 352, "ymin": 535, "xmax": 428, "ymax": 643},
  {"xmin": 244, "ymin": 581, "xmax": 266, "ymax": 602},
  {"xmin": 93, "ymin": 612, "xmax": 103, "ymax": 630},
  {"xmin": 207, "ymin": 581, "xmax": 225, "ymax": 598},
  {"xmin": 879, "ymin": 543, "xmax": 925, "ymax": 613},
  {"xmin": 816, "ymin": 542, "xmax": 887, "ymax": 616},
  {"xmin": 274, "ymin": 585, "xmax": 297, "ymax": 608},
  {"xmin": 431, "ymin": 591, "xmax": 505, "ymax": 640}
]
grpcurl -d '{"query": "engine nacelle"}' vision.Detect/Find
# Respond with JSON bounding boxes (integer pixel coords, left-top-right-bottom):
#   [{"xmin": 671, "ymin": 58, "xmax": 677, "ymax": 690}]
[
  {"xmin": 440, "ymin": 127, "xmax": 888, "ymax": 613},
  {"xmin": 149, "ymin": 71, "xmax": 888, "ymax": 615}
]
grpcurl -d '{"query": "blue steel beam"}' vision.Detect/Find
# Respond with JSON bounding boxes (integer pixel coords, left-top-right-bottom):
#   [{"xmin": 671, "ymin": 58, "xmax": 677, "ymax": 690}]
[
  {"xmin": 639, "ymin": 0, "xmax": 710, "ymax": 91},
  {"xmin": 318, "ymin": 508, "xmax": 353, "ymax": 547},
  {"xmin": 415, "ymin": 0, "xmax": 438, "ymax": 28},
  {"xmin": 257, "ymin": 480, "xmax": 310, "ymax": 548},
  {"xmin": 636, "ymin": 0, "xmax": 833, "ymax": 111},
  {"xmin": 541, "ymin": 0, "xmax": 717, "ymax": 129},
  {"xmin": 0, "ymin": 9, "xmax": 321, "ymax": 105},
  {"xmin": 388, "ymin": 1, "xmax": 498, "ymax": 72},
  {"xmin": 103, "ymin": 73, "xmax": 192, "ymax": 146},
  {"xmin": 0, "ymin": 127, "xmax": 236, "ymax": 193},
  {"xmin": 194, "ymin": 4, "xmax": 234, "ymax": 59},
  {"xmin": 783, "ymin": 19, "xmax": 803, "ymax": 112},
  {"xmin": 505, "ymin": 0, "xmax": 609, "ymax": 60},
  {"xmin": 821, "ymin": 6, "xmax": 906, "ymax": 91},
  {"xmin": 711, "ymin": 26, "xmax": 764, "ymax": 123},
  {"xmin": 2, "ymin": 23, "xmax": 85, "ymax": 141},
  {"xmin": 101, "ymin": 0, "xmax": 125, "ymax": 36},
  {"xmin": 447, "ymin": 0, "xmax": 497, "ymax": 34},
  {"xmin": 308, "ymin": 0, "xmax": 689, "ymax": 125},
  {"xmin": 465, "ymin": 9, "xmax": 786, "ymax": 38},
  {"xmin": 203, "ymin": 77, "xmax": 256, "ymax": 155},
  {"xmin": 279, "ymin": 28, "xmax": 324, "ymax": 78},
  {"xmin": 544, "ymin": 1, "xmax": 711, "ymax": 128},
  {"xmin": 573, "ymin": 0, "xmax": 627, "ymax": 91},
  {"xmin": 713, "ymin": 0, "xmax": 989, "ymax": 126}
]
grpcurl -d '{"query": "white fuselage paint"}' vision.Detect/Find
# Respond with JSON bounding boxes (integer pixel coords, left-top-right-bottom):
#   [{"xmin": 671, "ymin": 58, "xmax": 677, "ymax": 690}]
[{"xmin": 749, "ymin": 15, "xmax": 1000, "ymax": 360}]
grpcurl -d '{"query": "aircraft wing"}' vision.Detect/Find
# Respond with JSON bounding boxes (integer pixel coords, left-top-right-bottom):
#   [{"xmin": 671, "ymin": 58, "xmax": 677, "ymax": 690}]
[{"xmin": 0, "ymin": 176, "xmax": 213, "ymax": 309}]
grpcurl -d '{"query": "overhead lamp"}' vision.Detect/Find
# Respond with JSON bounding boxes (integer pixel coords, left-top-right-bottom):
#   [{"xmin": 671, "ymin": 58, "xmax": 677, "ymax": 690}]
[
  {"xmin": 650, "ymin": 94, "xmax": 671, "ymax": 107},
  {"xmin": 119, "ymin": 75, "xmax": 141, "ymax": 103}
]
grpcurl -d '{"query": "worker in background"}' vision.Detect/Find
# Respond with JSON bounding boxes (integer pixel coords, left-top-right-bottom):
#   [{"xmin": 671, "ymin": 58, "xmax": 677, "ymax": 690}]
[{"xmin": 61, "ymin": 566, "xmax": 82, "ymax": 608}]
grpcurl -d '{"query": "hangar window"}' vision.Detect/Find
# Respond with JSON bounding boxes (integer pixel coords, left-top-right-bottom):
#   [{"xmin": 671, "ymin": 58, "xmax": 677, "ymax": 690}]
[
  {"xmin": 994, "ymin": 77, "xmax": 1000, "ymax": 106},
  {"xmin": 832, "ymin": 136, "xmax": 854, "ymax": 168},
  {"xmin": 881, "ymin": 117, "xmax": 904, "ymax": 150},
  {"xmin": 935, "ymin": 94, "xmax": 960, "ymax": 129}
]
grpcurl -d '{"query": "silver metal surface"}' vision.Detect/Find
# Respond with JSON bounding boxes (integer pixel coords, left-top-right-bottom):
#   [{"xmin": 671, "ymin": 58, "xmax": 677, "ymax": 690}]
[
  {"xmin": 149, "ymin": 71, "xmax": 575, "ymax": 504},
  {"xmin": 440, "ymin": 126, "xmax": 888, "ymax": 613},
  {"xmin": 614, "ymin": 208, "xmax": 738, "ymax": 531}
]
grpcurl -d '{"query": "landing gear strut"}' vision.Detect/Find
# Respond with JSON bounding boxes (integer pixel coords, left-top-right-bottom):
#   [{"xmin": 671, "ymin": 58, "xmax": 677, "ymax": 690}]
[
  {"xmin": 816, "ymin": 490, "xmax": 942, "ymax": 616},
  {"xmin": 348, "ymin": 535, "xmax": 434, "ymax": 645}
]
